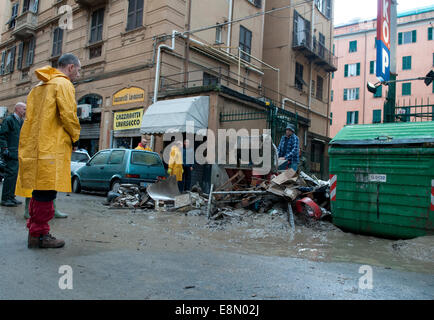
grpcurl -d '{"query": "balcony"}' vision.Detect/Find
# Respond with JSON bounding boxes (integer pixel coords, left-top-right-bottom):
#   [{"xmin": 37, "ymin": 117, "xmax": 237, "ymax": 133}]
[
  {"xmin": 292, "ymin": 30, "xmax": 337, "ymax": 72},
  {"xmin": 11, "ymin": 11, "xmax": 38, "ymax": 39},
  {"xmin": 75, "ymin": 0, "xmax": 108, "ymax": 7}
]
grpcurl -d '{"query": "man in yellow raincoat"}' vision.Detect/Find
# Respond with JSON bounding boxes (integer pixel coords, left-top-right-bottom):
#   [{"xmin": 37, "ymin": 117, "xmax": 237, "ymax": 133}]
[
  {"xmin": 168, "ymin": 141, "xmax": 183, "ymax": 192},
  {"xmin": 17, "ymin": 53, "xmax": 81, "ymax": 249},
  {"xmin": 135, "ymin": 136, "xmax": 152, "ymax": 151}
]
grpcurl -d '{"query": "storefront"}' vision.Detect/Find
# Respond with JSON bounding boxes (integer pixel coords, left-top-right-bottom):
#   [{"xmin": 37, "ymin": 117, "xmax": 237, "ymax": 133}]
[
  {"xmin": 77, "ymin": 94, "xmax": 102, "ymax": 156},
  {"xmin": 111, "ymin": 86, "xmax": 146, "ymax": 149}
]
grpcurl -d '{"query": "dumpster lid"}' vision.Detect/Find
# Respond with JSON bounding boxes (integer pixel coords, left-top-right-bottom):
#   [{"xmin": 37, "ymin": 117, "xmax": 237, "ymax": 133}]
[{"xmin": 330, "ymin": 122, "xmax": 434, "ymax": 145}]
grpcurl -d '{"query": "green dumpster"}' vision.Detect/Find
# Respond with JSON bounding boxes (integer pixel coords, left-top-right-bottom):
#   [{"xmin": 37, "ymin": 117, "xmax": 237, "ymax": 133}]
[{"xmin": 329, "ymin": 122, "xmax": 434, "ymax": 239}]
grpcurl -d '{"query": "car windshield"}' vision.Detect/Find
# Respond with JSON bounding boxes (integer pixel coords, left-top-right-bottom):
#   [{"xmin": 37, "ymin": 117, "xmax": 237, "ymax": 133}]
[{"xmin": 72, "ymin": 152, "xmax": 90, "ymax": 162}]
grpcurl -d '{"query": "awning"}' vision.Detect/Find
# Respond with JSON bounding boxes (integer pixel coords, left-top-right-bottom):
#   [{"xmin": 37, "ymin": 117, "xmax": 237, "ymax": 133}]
[{"xmin": 140, "ymin": 96, "xmax": 210, "ymax": 134}]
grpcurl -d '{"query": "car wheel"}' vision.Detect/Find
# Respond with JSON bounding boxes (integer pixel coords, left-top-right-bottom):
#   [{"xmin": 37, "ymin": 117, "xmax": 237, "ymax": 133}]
[
  {"xmin": 72, "ymin": 177, "xmax": 81, "ymax": 193},
  {"xmin": 110, "ymin": 179, "xmax": 120, "ymax": 193}
]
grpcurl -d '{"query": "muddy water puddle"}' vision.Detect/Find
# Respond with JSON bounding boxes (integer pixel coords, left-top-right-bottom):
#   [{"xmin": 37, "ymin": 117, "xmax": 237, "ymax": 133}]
[{"xmin": 48, "ymin": 194, "xmax": 434, "ymax": 274}]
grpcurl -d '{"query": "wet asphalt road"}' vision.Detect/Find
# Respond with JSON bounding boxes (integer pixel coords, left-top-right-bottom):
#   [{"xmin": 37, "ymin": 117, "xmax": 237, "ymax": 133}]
[{"xmin": 0, "ymin": 189, "xmax": 433, "ymax": 300}]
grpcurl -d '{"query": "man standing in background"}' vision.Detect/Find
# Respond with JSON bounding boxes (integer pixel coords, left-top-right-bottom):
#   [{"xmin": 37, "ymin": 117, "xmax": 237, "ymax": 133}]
[{"xmin": 0, "ymin": 102, "xmax": 26, "ymax": 207}]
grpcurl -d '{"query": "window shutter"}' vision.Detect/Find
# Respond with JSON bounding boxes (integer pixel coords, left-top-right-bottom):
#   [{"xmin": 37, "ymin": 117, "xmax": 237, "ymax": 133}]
[
  {"xmin": 17, "ymin": 42, "xmax": 24, "ymax": 70},
  {"xmin": 355, "ymin": 111, "xmax": 359, "ymax": 124},
  {"xmin": 0, "ymin": 51, "xmax": 5, "ymax": 75},
  {"xmin": 344, "ymin": 64, "xmax": 348, "ymax": 77},
  {"xmin": 330, "ymin": 112, "xmax": 333, "ymax": 125},
  {"xmin": 27, "ymin": 37, "xmax": 35, "ymax": 66},
  {"xmin": 346, "ymin": 112, "xmax": 351, "ymax": 124},
  {"xmin": 429, "ymin": 27, "xmax": 433, "ymax": 41},
  {"xmin": 343, "ymin": 89, "xmax": 347, "ymax": 101},
  {"xmin": 355, "ymin": 88, "xmax": 359, "ymax": 100},
  {"xmin": 398, "ymin": 32, "xmax": 402, "ymax": 45},
  {"xmin": 412, "ymin": 30, "xmax": 416, "ymax": 43},
  {"xmin": 370, "ymin": 61, "xmax": 374, "ymax": 74},
  {"xmin": 10, "ymin": 46, "xmax": 16, "ymax": 73},
  {"xmin": 408, "ymin": 56, "xmax": 411, "ymax": 69},
  {"xmin": 356, "ymin": 62, "xmax": 360, "ymax": 76}
]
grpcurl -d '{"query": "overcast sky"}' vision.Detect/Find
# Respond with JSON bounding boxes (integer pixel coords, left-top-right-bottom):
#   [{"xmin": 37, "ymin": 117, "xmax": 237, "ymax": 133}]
[{"xmin": 334, "ymin": 0, "xmax": 434, "ymax": 25}]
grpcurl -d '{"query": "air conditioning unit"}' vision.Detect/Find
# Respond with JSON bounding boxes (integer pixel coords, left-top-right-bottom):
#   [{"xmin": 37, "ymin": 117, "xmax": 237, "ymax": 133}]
[
  {"xmin": 0, "ymin": 107, "xmax": 8, "ymax": 119},
  {"xmin": 77, "ymin": 104, "xmax": 92, "ymax": 120}
]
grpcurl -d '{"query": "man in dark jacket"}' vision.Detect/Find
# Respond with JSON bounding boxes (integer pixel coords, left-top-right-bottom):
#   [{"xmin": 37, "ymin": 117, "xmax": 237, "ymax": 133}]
[
  {"xmin": 0, "ymin": 102, "xmax": 26, "ymax": 207},
  {"xmin": 181, "ymin": 139, "xmax": 194, "ymax": 192}
]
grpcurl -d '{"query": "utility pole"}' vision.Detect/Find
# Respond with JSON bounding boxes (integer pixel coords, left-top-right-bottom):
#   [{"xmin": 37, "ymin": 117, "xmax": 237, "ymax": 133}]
[{"xmin": 383, "ymin": 1, "xmax": 397, "ymax": 123}]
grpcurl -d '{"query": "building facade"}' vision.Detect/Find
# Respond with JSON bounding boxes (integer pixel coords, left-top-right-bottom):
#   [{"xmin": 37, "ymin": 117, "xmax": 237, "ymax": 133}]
[
  {"xmin": 263, "ymin": 0, "xmax": 336, "ymax": 178},
  {"xmin": 330, "ymin": 5, "xmax": 434, "ymax": 138}
]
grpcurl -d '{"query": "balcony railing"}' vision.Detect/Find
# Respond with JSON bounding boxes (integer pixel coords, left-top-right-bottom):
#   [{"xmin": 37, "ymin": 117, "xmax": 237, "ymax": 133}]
[
  {"xmin": 292, "ymin": 29, "xmax": 337, "ymax": 72},
  {"xmin": 12, "ymin": 11, "xmax": 38, "ymax": 39}
]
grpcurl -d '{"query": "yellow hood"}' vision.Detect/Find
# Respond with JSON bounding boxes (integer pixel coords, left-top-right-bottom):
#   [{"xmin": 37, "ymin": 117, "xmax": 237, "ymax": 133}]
[{"xmin": 35, "ymin": 66, "xmax": 69, "ymax": 82}]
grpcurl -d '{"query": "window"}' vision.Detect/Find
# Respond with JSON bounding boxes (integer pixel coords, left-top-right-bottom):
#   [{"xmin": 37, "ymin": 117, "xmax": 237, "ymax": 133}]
[
  {"xmin": 22, "ymin": 0, "xmax": 39, "ymax": 13},
  {"xmin": 398, "ymin": 30, "xmax": 416, "ymax": 44},
  {"xmin": 90, "ymin": 8, "xmax": 104, "ymax": 43},
  {"xmin": 52, "ymin": 27, "xmax": 63, "ymax": 57},
  {"xmin": 126, "ymin": 0, "xmax": 144, "ymax": 31},
  {"xmin": 247, "ymin": 0, "xmax": 262, "ymax": 8},
  {"xmin": 108, "ymin": 150, "xmax": 125, "ymax": 164},
  {"xmin": 17, "ymin": 37, "xmax": 35, "ymax": 70},
  {"xmin": 343, "ymin": 88, "xmax": 359, "ymax": 101},
  {"xmin": 315, "ymin": 0, "xmax": 331, "ymax": 19},
  {"xmin": 215, "ymin": 25, "xmax": 223, "ymax": 44},
  {"xmin": 8, "ymin": 3, "xmax": 19, "ymax": 29},
  {"xmin": 316, "ymin": 76, "xmax": 323, "ymax": 100},
  {"xmin": 330, "ymin": 112, "xmax": 333, "ymax": 125},
  {"xmin": 402, "ymin": 56, "xmax": 411, "ymax": 70},
  {"xmin": 369, "ymin": 61, "xmax": 376, "ymax": 74},
  {"xmin": 293, "ymin": 10, "xmax": 310, "ymax": 47},
  {"xmin": 295, "ymin": 62, "xmax": 304, "ymax": 90},
  {"xmin": 311, "ymin": 80, "xmax": 315, "ymax": 97},
  {"xmin": 90, "ymin": 151, "xmax": 110, "ymax": 165},
  {"xmin": 203, "ymin": 72, "xmax": 219, "ymax": 86},
  {"xmin": 239, "ymin": 26, "xmax": 252, "ymax": 62},
  {"xmin": 372, "ymin": 109, "xmax": 381, "ymax": 123},
  {"xmin": 374, "ymin": 36, "xmax": 377, "ymax": 48},
  {"xmin": 131, "ymin": 152, "xmax": 162, "ymax": 166},
  {"xmin": 344, "ymin": 63, "xmax": 360, "ymax": 77},
  {"xmin": 0, "ymin": 47, "xmax": 16, "ymax": 75},
  {"xmin": 349, "ymin": 40, "xmax": 357, "ymax": 52},
  {"xmin": 78, "ymin": 94, "xmax": 103, "ymax": 109},
  {"xmin": 402, "ymin": 83, "xmax": 411, "ymax": 96},
  {"xmin": 346, "ymin": 111, "xmax": 359, "ymax": 125},
  {"xmin": 330, "ymin": 90, "xmax": 334, "ymax": 102},
  {"xmin": 429, "ymin": 27, "xmax": 433, "ymax": 41},
  {"xmin": 89, "ymin": 46, "xmax": 102, "ymax": 59},
  {"xmin": 373, "ymin": 85, "xmax": 382, "ymax": 98}
]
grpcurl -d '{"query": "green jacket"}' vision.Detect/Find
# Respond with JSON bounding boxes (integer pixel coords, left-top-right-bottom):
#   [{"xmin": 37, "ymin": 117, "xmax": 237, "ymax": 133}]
[{"xmin": 0, "ymin": 114, "xmax": 23, "ymax": 160}]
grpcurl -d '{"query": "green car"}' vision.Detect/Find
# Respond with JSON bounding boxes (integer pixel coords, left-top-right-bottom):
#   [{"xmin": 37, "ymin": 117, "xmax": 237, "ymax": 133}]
[{"xmin": 71, "ymin": 148, "xmax": 167, "ymax": 193}]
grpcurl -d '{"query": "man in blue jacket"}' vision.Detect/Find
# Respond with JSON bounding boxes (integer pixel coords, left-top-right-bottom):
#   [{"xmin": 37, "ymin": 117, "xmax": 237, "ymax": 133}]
[{"xmin": 277, "ymin": 123, "xmax": 299, "ymax": 171}]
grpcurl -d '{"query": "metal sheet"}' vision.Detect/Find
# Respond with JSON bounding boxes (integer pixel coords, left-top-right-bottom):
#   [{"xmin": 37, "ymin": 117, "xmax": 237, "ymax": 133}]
[{"xmin": 147, "ymin": 175, "xmax": 181, "ymax": 201}]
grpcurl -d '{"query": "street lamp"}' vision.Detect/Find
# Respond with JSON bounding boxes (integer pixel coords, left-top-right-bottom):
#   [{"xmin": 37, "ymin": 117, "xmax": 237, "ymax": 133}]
[{"xmin": 367, "ymin": 70, "xmax": 434, "ymax": 94}]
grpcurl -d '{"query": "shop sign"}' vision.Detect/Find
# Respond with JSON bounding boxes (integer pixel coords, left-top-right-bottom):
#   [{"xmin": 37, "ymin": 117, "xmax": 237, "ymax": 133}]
[
  {"xmin": 113, "ymin": 87, "xmax": 145, "ymax": 106},
  {"xmin": 113, "ymin": 108, "xmax": 143, "ymax": 131}
]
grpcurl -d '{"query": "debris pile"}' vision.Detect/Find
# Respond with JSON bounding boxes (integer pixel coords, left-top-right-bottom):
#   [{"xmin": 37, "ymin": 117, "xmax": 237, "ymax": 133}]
[{"xmin": 108, "ymin": 184, "xmax": 154, "ymax": 209}]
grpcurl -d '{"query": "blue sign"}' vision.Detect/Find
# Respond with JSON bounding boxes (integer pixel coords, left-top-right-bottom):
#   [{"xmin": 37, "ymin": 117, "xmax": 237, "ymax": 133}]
[{"xmin": 376, "ymin": 40, "xmax": 390, "ymax": 82}]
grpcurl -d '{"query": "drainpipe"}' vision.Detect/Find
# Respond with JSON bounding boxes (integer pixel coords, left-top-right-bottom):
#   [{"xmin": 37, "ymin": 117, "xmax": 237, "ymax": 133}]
[
  {"xmin": 227, "ymin": 0, "xmax": 233, "ymax": 53},
  {"xmin": 326, "ymin": 0, "xmax": 334, "ymax": 137},
  {"xmin": 152, "ymin": 30, "xmax": 178, "ymax": 150},
  {"xmin": 308, "ymin": 0, "xmax": 315, "ymax": 120}
]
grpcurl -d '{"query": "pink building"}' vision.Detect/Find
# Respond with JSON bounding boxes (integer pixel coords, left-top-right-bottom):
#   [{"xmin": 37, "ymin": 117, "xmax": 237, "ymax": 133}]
[{"xmin": 330, "ymin": 5, "xmax": 434, "ymax": 138}]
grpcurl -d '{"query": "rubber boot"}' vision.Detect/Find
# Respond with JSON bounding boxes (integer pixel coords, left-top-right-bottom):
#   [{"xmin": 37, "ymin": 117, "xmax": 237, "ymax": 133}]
[
  {"xmin": 24, "ymin": 197, "xmax": 30, "ymax": 219},
  {"xmin": 53, "ymin": 200, "xmax": 68, "ymax": 218}
]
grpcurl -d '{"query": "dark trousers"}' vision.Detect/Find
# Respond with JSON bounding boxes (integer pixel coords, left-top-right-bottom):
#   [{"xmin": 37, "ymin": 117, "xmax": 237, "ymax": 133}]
[
  {"xmin": 1, "ymin": 159, "xmax": 18, "ymax": 202},
  {"xmin": 182, "ymin": 166, "xmax": 192, "ymax": 192}
]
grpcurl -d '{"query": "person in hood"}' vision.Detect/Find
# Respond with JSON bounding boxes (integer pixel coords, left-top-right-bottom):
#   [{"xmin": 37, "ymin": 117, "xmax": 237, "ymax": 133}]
[
  {"xmin": 135, "ymin": 136, "xmax": 152, "ymax": 151},
  {"xmin": 17, "ymin": 53, "xmax": 81, "ymax": 249}
]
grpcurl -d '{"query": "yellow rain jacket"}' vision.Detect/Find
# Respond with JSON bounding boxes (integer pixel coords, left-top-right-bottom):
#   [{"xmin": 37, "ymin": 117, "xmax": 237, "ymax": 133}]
[
  {"xmin": 16, "ymin": 66, "xmax": 81, "ymax": 194},
  {"xmin": 168, "ymin": 145, "xmax": 183, "ymax": 182},
  {"xmin": 135, "ymin": 143, "xmax": 152, "ymax": 151}
]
